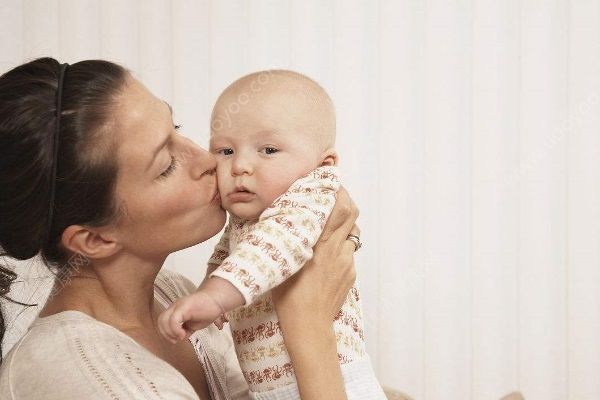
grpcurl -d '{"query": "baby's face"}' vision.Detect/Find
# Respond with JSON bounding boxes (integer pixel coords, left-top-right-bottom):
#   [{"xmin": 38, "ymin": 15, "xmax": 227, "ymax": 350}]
[{"xmin": 209, "ymin": 90, "xmax": 323, "ymax": 221}]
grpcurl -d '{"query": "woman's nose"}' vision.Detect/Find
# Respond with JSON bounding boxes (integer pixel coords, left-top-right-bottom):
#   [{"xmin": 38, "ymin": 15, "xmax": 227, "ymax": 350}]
[
  {"xmin": 188, "ymin": 145, "xmax": 217, "ymax": 180},
  {"xmin": 231, "ymin": 154, "xmax": 253, "ymax": 176}
]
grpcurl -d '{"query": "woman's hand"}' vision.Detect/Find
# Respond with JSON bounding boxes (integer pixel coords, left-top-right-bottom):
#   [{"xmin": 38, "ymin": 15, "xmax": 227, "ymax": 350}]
[
  {"xmin": 273, "ymin": 186, "xmax": 359, "ymax": 324},
  {"xmin": 272, "ymin": 187, "xmax": 359, "ymax": 400}
]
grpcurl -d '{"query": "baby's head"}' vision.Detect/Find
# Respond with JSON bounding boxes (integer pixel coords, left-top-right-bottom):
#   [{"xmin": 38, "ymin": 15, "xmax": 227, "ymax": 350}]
[{"xmin": 209, "ymin": 70, "xmax": 337, "ymax": 221}]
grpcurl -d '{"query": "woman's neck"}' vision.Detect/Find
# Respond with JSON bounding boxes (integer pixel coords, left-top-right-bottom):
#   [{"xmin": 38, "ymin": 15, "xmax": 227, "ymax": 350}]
[{"xmin": 40, "ymin": 252, "xmax": 167, "ymax": 330}]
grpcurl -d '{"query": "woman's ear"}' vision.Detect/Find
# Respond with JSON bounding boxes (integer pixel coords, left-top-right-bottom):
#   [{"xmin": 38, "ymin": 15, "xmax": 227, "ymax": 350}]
[
  {"xmin": 320, "ymin": 148, "xmax": 338, "ymax": 166},
  {"xmin": 61, "ymin": 225, "xmax": 122, "ymax": 260}
]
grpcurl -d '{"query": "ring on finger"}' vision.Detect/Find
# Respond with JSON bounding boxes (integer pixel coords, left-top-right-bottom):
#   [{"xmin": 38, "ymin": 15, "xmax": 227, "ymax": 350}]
[{"xmin": 346, "ymin": 234, "xmax": 362, "ymax": 252}]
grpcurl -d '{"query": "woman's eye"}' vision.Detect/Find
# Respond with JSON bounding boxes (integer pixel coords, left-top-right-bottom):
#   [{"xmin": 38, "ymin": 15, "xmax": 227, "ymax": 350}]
[
  {"xmin": 158, "ymin": 155, "xmax": 178, "ymax": 179},
  {"xmin": 263, "ymin": 147, "xmax": 279, "ymax": 155},
  {"xmin": 174, "ymin": 124, "xmax": 182, "ymax": 130}
]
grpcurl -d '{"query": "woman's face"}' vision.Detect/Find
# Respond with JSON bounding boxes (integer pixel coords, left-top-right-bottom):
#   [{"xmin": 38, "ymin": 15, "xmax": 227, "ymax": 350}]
[{"xmin": 109, "ymin": 77, "xmax": 225, "ymax": 260}]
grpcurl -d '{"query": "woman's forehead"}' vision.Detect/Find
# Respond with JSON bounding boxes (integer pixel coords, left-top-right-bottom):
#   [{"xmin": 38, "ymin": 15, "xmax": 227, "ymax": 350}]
[
  {"xmin": 115, "ymin": 79, "xmax": 164, "ymax": 129},
  {"xmin": 112, "ymin": 78, "xmax": 170, "ymax": 171}
]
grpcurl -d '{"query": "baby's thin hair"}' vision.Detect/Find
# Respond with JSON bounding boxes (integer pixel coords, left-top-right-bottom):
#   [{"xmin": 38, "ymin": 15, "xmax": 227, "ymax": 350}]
[{"xmin": 212, "ymin": 69, "xmax": 337, "ymax": 149}]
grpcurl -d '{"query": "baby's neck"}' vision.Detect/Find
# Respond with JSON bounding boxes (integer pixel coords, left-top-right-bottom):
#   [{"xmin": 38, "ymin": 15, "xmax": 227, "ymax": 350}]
[{"xmin": 229, "ymin": 212, "xmax": 260, "ymax": 224}]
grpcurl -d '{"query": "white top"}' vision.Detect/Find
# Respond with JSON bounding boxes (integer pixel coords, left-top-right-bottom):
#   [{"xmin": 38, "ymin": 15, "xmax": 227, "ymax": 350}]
[{"xmin": 0, "ymin": 269, "xmax": 249, "ymax": 400}]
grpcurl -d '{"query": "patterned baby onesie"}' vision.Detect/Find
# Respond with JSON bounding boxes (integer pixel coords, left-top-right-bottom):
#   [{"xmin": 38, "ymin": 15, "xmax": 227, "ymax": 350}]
[{"xmin": 209, "ymin": 166, "xmax": 385, "ymax": 399}]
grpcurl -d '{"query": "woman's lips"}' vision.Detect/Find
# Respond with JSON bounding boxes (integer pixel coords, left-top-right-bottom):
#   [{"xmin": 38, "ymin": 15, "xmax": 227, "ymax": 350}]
[{"xmin": 227, "ymin": 191, "xmax": 256, "ymax": 203}]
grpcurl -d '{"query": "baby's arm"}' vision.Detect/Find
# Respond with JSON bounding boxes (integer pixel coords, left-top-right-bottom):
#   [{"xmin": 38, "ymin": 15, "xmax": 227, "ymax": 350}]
[
  {"xmin": 158, "ymin": 222, "xmax": 241, "ymax": 342},
  {"xmin": 211, "ymin": 166, "xmax": 340, "ymax": 305},
  {"xmin": 158, "ymin": 276, "xmax": 244, "ymax": 343}
]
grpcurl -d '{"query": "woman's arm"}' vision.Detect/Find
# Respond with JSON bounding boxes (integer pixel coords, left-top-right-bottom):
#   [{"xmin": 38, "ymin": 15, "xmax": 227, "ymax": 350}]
[{"xmin": 272, "ymin": 187, "xmax": 359, "ymax": 400}]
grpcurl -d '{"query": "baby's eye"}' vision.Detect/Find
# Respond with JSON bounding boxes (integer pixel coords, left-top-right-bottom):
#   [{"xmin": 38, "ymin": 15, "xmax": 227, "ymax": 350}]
[
  {"xmin": 262, "ymin": 147, "xmax": 279, "ymax": 155},
  {"xmin": 217, "ymin": 148, "xmax": 234, "ymax": 156}
]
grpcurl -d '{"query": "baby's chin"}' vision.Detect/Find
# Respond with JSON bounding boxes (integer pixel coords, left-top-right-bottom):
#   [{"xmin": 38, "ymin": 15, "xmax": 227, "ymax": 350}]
[{"xmin": 225, "ymin": 202, "xmax": 263, "ymax": 222}]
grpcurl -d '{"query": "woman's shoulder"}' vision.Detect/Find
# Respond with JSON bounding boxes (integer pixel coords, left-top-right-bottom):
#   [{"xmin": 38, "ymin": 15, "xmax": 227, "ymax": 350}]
[{"xmin": 0, "ymin": 310, "xmax": 198, "ymax": 399}]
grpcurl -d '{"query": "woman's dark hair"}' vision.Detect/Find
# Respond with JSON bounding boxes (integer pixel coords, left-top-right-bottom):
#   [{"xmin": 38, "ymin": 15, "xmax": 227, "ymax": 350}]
[{"xmin": 0, "ymin": 57, "xmax": 128, "ymax": 361}]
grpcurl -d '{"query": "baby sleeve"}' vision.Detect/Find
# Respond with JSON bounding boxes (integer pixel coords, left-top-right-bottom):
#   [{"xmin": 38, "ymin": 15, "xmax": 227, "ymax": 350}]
[
  {"xmin": 206, "ymin": 221, "xmax": 232, "ymax": 276},
  {"xmin": 209, "ymin": 166, "xmax": 340, "ymax": 304}
]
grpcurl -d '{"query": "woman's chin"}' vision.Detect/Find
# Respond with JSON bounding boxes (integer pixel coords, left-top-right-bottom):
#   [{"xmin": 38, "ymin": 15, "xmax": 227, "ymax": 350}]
[
  {"xmin": 188, "ymin": 208, "xmax": 227, "ymax": 246},
  {"xmin": 208, "ymin": 209, "xmax": 227, "ymax": 233}
]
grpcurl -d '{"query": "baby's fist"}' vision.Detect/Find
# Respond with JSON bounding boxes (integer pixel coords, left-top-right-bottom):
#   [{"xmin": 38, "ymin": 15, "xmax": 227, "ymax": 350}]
[{"xmin": 158, "ymin": 291, "xmax": 224, "ymax": 343}]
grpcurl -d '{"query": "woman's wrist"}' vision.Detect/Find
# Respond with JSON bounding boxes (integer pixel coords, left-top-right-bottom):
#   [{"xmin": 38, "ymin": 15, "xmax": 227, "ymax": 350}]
[{"xmin": 280, "ymin": 318, "xmax": 347, "ymax": 400}]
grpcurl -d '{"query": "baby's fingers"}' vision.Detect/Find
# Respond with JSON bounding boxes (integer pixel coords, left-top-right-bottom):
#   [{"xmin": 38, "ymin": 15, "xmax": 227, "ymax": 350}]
[
  {"xmin": 158, "ymin": 308, "xmax": 177, "ymax": 343},
  {"xmin": 169, "ymin": 307, "xmax": 188, "ymax": 342},
  {"xmin": 213, "ymin": 314, "xmax": 228, "ymax": 330},
  {"xmin": 214, "ymin": 318, "xmax": 224, "ymax": 330},
  {"xmin": 158, "ymin": 305, "xmax": 186, "ymax": 344}
]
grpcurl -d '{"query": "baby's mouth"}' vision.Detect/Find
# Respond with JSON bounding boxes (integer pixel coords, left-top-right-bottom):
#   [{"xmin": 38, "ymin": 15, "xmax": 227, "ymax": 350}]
[
  {"xmin": 233, "ymin": 185, "xmax": 253, "ymax": 194},
  {"xmin": 228, "ymin": 187, "xmax": 256, "ymax": 202}
]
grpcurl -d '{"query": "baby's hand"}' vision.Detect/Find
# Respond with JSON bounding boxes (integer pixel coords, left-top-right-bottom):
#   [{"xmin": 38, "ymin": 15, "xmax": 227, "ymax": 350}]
[
  {"xmin": 214, "ymin": 313, "xmax": 229, "ymax": 330},
  {"xmin": 158, "ymin": 290, "xmax": 224, "ymax": 343}
]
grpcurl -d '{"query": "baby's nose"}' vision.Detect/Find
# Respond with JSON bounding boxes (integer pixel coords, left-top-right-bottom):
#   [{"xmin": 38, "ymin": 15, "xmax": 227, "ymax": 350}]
[{"xmin": 231, "ymin": 155, "xmax": 253, "ymax": 175}]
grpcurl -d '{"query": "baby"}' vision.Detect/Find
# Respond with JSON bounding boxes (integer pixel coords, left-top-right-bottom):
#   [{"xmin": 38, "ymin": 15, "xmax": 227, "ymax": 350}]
[{"xmin": 159, "ymin": 70, "xmax": 385, "ymax": 399}]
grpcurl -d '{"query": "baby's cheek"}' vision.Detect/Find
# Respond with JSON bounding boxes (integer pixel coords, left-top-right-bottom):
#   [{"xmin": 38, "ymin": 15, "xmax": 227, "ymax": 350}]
[
  {"xmin": 215, "ymin": 163, "xmax": 230, "ymax": 192},
  {"xmin": 260, "ymin": 173, "xmax": 298, "ymax": 204}
]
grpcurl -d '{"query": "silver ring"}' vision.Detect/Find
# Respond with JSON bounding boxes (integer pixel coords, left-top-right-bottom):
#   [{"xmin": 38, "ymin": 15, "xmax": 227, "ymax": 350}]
[{"xmin": 346, "ymin": 234, "xmax": 362, "ymax": 252}]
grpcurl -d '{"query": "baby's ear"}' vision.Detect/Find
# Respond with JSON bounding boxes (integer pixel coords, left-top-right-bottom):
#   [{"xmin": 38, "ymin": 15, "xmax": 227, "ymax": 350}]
[{"xmin": 320, "ymin": 148, "xmax": 338, "ymax": 166}]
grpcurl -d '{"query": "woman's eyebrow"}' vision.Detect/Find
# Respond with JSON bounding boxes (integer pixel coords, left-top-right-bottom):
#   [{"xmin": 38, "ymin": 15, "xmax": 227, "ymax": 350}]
[{"xmin": 145, "ymin": 101, "xmax": 173, "ymax": 172}]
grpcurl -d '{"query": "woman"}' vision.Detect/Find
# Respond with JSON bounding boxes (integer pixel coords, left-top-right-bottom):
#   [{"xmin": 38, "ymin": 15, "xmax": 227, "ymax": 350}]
[{"xmin": 0, "ymin": 58, "xmax": 359, "ymax": 399}]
